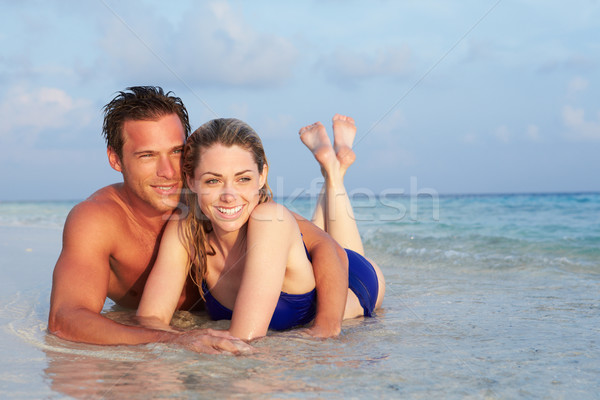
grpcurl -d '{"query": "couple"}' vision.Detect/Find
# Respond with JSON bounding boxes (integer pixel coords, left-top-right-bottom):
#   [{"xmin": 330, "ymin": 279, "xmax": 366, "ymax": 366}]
[
  {"xmin": 137, "ymin": 115, "xmax": 385, "ymax": 341},
  {"xmin": 48, "ymin": 87, "xmax": 383, "ymax": 352}
]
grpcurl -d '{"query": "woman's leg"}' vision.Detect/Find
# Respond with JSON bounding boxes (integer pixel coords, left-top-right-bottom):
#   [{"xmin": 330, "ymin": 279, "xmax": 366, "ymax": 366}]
[
  {"xmin": 300, "ymin": 115, "xmax": 385, "ymax": 318},
  {"xmin": 299, "ymin": 115, "xmax": 364, "ymax": 255},
  {"xmin": 330, "ymin": 115, "xmax": 385, "ymax": 312},
  {"xmin": 298, "ymin": 122, "xmax": 327, "ymax": 231}
]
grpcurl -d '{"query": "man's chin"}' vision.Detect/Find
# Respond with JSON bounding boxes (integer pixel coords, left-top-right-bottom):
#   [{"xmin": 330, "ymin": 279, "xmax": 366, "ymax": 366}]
[
  {"xmin": 157, "ymin": 196, "xmax": 182, "ymax": 212},
  {"xmin": 147, "ymin": 192, "xmax": 183, "ymax": 214}
]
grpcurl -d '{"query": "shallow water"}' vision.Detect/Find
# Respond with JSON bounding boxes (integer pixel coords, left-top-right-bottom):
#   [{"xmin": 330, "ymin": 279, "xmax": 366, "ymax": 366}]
[{"xmin": 1, "ymin": 194, "xmax": 599, "ymax": 399}]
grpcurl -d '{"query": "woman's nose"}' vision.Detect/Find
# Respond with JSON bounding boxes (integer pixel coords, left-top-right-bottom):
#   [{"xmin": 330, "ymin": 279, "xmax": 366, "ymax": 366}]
[{"xmin": 220, "ymin": 182, "xmax": 236, "ymax": 202}]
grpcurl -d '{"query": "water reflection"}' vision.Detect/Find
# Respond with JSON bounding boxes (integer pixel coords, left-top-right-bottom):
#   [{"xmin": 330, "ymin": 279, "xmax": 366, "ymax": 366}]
[
  {"xmin": 43, "ymin": 343, "xmax": 322, "ymax": 398},
  {"xmin": 42, "ymin": 317, "xmax": 390, "ymax": 399},
  {"xmin": 44, "ymin": 349, "xmax": 187, "ymax": 398}
]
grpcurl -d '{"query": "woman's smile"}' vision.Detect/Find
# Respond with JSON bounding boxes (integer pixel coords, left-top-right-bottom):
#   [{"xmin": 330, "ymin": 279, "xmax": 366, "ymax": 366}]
[
  {"xmin": 214, "ymin": 204, "xmax": 244, "ymax": 217},
  {"xmin": 188, "ymin": 143, "xmax": 267, "ymax": 234}
]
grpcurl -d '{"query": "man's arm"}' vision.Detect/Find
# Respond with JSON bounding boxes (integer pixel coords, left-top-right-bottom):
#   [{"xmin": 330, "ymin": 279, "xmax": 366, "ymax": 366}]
[
  {"xmin": 48, "ymin": 202, "xmax": 250, "ymax": 354},
  {"xmin": 293, "ymin": 212, "xmax": 348, "ymax": 337}
]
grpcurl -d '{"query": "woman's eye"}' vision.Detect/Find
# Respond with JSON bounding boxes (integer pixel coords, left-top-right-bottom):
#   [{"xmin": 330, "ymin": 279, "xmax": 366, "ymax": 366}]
[
  {"xmin": 205, "ymin": 179, "xmax": 219, "ymax": 184},
  {"xmin": 239, "ymin": 177, "xmax": 251, "ymax": 182}
]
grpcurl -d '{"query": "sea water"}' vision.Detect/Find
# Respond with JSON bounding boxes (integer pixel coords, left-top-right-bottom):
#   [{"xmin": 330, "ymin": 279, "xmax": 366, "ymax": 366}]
[{"xmin": 0, "ymin": 193, "xmax": 599, "ymax": 399}]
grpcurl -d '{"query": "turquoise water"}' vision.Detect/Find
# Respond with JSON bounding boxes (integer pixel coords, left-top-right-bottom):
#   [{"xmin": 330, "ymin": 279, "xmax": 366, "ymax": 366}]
[{"xmin": 1, "ymin": 193, "xmax": 599, "ymax": 399}]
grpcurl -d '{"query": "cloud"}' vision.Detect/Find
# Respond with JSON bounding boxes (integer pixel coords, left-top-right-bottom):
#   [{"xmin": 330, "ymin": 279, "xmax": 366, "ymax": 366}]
[
  {"xmin": 461, "ymin": 133, "xmax": 478, "ymax": 144},
  {"xmin": 567, "ymin": 76, "xmax": 589, "ymax": 98},
  {"xmin": 466, "ymin": 125, "xmax": 540, "ymax": 144},
  {"xmin": 537, "ymin": 54, "xmax": 596, "ymax": 74},
  {"xmin": 362, "ymin": 109, "xmax": 415, "ymax": 168},
  {"xmin": 368, "ymin": 108, "xmax": 407, "ymax": 136},
  {"xmin": 370, "ymin": 147, "xmax": 416, "ymax": 169},
  {"xmin": 261, "ymin": 114, "xmax": 295, "ymax": 139},
  {"xmin": 494, "ymin": 125, "xmax": 511, "ymax": 143},
  {"xmin": 0, "ymin": 86, "xmax": 93, "ymax": 147},
  {"xmin": 492, "ymin": 125, "xmax": 542, "ymax": 143},
  {"xmin": 175, "ymin": 1, "xmax": 298, "ymax": 87},
  {"xmin": 321, "ymin": 45, "xmax": 412, "ymax": 86},
  {"xmin": 526, "ymin": 124, "xmax": 541, "ymax": 141},
  {"xmin": 228, "ymin": 103, "xmax": 250, "ymax": 121},
  {"xmin": 463, "ymin": 39, "xmax": 495, "ymax": 63},
  {"xmin": 562, "ymin": 105, "xmax": 600, "ymax": 141},
  {"xmin": 99, "ymin": 1, "xmax": 297, "ymax": 88}
]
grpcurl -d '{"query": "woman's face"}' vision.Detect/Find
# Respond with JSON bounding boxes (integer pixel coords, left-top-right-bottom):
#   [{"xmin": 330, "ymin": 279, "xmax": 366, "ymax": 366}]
[{"xmin": 188, "ymin": 143, "xmax": 267, "ymax": 235}]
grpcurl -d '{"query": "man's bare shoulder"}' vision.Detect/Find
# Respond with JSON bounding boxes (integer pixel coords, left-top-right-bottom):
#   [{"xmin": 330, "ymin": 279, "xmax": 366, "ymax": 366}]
[
  {"xmin": 65, "ymin": 184, "xmax": 129, "ymax": 232},
  {"xmin": 55, "ymin": 185, "xmax": 131, "ymax": 281}
]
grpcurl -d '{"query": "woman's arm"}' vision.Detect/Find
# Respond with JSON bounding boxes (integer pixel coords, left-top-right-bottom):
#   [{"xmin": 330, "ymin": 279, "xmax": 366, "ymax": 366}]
[
  {"xmin": 137, "ymin": 219, "xmax": 190, "ymax": 328},
  {"xmin": 293, "ymin": 212, "xmax": 348, "ymax": 337},
  {"xmin": 228, "ymin": 202, "xmax": 300, "ymax": 341}
]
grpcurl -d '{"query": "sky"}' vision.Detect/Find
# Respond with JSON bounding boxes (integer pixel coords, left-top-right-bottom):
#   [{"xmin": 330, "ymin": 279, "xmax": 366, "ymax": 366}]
[{"xmin": 1, "ymin": 0, "xmax": 599, "ymax": 201}]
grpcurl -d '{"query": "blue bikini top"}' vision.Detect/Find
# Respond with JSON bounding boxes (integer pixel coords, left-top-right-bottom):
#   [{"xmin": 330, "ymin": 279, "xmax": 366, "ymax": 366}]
[
  {"xmin": 201, "ymin": 281, "xmax": 316, "ymax": 331},
  {"xmin": 201, "ymin": 239, "xmax": 317, "ymax": 331}
]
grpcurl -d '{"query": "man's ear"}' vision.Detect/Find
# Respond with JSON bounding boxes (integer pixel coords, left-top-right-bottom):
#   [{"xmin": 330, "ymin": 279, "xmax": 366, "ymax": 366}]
[{"xmin": 107, "ymin": 147, "xmax": 123, "ymax": 172}]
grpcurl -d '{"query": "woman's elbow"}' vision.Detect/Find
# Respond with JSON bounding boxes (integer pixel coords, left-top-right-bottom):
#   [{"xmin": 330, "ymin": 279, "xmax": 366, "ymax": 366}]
[
  {"xmin": 335, "ymin": 243, "xmax": 348, "ymax": 268},
  {"xmin": 135, "ymin": 313, "xmax": 172, "ymax": 331}
]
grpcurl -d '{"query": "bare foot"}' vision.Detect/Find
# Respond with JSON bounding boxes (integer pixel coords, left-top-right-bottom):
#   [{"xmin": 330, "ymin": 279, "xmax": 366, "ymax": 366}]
[
  {"xmin": 299, "ymin": 121, "xmax": 338, "ymax": 172},
  {"xmin": 332, "ymin": 114, "xmax": 356, "ymax": 173}
]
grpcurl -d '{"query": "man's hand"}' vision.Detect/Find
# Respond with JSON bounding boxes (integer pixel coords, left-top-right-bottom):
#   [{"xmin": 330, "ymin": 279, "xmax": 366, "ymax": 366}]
[{"xmin": 171, "ymin": 329, "xmax": 254, "ymax": 355}]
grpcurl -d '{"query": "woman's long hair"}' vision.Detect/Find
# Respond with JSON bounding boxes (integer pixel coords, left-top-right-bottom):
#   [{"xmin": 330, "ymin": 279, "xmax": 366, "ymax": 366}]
[{"xmin": 180, "ymin": 118, "xmax": 273, "ymax": 298}]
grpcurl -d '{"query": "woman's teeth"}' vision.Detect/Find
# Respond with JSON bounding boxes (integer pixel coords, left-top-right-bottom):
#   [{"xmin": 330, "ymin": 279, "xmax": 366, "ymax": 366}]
[{"xmin": 217, "ymin": 205, "xmax": 242, "ymax": 215}]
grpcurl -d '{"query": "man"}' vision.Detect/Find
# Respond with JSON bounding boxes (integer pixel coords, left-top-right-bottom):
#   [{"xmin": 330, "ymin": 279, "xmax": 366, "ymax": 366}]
[{"xmin": 48, "ymin": 86, "xmax": 348, "ymax": 354}]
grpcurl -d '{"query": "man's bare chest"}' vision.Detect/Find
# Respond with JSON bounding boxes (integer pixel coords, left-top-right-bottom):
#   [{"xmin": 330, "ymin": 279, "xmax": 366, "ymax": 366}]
[{"xmin": 107, "ymin": 233, "xmax": 159, "ymax": 307}]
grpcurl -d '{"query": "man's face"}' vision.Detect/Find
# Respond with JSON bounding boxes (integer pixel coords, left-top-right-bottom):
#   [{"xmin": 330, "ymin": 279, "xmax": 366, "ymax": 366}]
[{"xmin": 112, "ymin": 114, "xmax": 186, "ymax": 214}]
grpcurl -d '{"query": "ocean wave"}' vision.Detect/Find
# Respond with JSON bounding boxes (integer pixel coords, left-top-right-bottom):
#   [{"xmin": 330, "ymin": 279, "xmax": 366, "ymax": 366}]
[
  {"xmin": 0, "ymin": 201, "xmax": 74, "ymax": 229},
  {"xmin": 364, "ymin": 226, "xmax": 600, "ymax": 275},
  {"xmin": 3, "ymin": 290, "xmax": 159, "ymax": 362}
]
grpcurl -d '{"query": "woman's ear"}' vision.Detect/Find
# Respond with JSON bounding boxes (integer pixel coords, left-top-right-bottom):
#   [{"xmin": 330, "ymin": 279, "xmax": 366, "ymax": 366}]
[
  {"xmin": 259, "ymin": 164, "xmax": 268, "ymax": 189},
  {"xmin": 107, "ymin": 147, "xmax": 123, "ymax": 172},
  {"xmin": 186, "ymin": 175, "xmax": 197, "ymax": 193}
]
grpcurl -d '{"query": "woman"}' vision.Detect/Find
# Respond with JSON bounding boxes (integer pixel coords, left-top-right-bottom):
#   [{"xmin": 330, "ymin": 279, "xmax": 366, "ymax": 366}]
[{"xmin": 137, "ymin": 115, "xmax": 384, "ymax": 341}]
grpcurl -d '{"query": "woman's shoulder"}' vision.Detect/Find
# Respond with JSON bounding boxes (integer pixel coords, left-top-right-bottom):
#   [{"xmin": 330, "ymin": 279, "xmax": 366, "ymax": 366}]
[
  {"xmin": 249, "ymin": 201, "xmax": 297, "ymax": 231},
  {"xmin": 250, "ymin": 201, "xmax": 293, "ymax": 220}
]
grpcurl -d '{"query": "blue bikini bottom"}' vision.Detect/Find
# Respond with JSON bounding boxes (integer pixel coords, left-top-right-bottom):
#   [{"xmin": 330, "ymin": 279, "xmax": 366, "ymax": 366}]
[{"xmin": 346, "ymin": 248, "xmax": 379, "ymax": 317}]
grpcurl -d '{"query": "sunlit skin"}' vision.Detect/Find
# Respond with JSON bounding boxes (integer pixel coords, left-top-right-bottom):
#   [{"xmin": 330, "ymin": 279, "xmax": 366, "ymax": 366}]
[
  {"xmin": 188, "ymin": 143, "xmax": 267, "ymax": 239},
  {"xmin": 139, "ymin": 114, "xmax": 387, "ymax": 340},
  {"xmin": 187, "ymin": 143, "xmax": 278, "ymax": 319},
  {"xmin": 49, "ymin": 112, "xmax": 254, "ymax": 354},
  {"xmin": 138, "ymin": 142, "xmax": 320, "ymax": 340},
  {"xmin": 108, "ymin": 114, "xmax": 186, "ymax": 216}
]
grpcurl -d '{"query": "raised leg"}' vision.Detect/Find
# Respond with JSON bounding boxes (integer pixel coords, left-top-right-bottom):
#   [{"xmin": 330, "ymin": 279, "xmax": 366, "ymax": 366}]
[
  {"xmin": 299, "ymin": 115, "xmax": 363, "ymax": 256},
  {"xmin": 300, "ymin": 115, "xmax": 385, "ymax": 319},
  {"xmin": 298, "ymin": 122, "xmax": 331, "ymax": 231}
]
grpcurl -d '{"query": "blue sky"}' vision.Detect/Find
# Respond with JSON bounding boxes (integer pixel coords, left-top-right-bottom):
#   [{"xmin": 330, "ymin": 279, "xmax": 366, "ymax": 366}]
[{"xmin": 1, "ymin": 0, "xmax": 599, "ymax": 201}]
